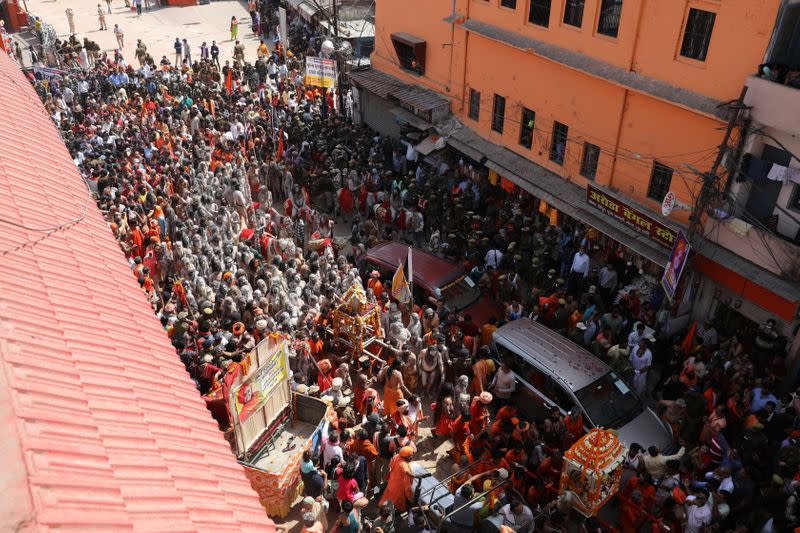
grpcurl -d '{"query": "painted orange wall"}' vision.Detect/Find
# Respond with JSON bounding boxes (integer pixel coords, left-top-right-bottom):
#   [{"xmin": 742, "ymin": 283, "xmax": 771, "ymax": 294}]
[
  {"xmin": 370, "ymin": 0, "xmax": 779, "ymax": 219},
  {"xmin": 634, "ymin": 0, "xmax": 779, "ymax": 101},
  {"xmin": 372, "ymin": 0, "xmax": 468, "ymax": 99}
]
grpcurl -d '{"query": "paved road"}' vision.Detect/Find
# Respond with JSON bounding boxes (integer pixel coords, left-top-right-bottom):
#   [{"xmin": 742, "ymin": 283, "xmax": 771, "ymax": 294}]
[{"xmin": 26, "ymin": 0, "xmax": 256, "ymax": 65}]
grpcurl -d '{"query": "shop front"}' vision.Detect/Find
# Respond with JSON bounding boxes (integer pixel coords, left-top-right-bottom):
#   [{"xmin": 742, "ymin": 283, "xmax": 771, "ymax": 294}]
[
  {"xmin": 691, "ymin": 250, "xmax": 800, "ymax": 366},
  {"xmin": 442, "ymin": 123, "xmax": 692, "ymax": 334}
]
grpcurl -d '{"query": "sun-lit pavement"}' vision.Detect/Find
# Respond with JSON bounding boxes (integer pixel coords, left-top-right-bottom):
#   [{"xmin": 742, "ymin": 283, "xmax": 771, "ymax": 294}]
[{"xmin": 26, "ymin": 0, "xmax": 256, "ymax": 64}]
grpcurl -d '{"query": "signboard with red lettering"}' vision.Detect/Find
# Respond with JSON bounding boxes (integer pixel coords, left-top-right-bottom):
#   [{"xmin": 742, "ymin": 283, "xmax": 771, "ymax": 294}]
[{"xmin": 586, "ymin": 185, "xmax": 678, "ymax": 249}]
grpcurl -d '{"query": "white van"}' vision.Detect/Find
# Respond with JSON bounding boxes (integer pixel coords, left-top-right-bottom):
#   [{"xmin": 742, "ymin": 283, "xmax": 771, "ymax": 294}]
[{"xmin": 492, "ymin": 319, "xmax": 673, "ymax": 450}]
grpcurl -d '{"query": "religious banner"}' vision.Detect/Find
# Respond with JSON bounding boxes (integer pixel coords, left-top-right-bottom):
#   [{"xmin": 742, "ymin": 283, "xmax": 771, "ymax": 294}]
[
  {"xmin": 233, "ymin": 343, "xmax": 288, "ymax": 423},
  {"xmin": 661, "ymin": 230, "xmax": 691, "ymax": 301},
  {"xmin": 586, "ymin": 184, "xmax": 678, "ymax": 249},
  {"xmin": 304, "ymin": 56, "xmax": 337, "ymax": 88},
  {"xmin": 33, "ymin": 65, "xmax": 66, "ymax": 79}
]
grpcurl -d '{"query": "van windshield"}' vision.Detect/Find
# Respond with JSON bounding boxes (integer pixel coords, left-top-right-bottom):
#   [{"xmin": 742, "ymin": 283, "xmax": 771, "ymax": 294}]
[
  {"xmin": 575, "ymin": 371, "xmax": 644, "ymax": 428},
  {"xmin": 440, "ymin": 276, "xmax": 481, "ymax": 312}
]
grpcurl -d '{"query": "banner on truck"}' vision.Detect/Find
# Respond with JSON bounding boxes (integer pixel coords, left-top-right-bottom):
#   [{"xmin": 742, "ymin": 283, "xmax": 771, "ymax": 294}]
[{"xmin": 233, "ymin": 343, "xmax": 288, "ymax": 423}]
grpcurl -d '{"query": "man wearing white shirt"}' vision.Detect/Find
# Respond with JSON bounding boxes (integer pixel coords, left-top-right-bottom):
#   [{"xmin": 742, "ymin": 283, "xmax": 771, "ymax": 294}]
[
  {"xmin": 485, "ymin": 248, "xmax": 503, "ymax": 270},
  {"xmin": 627, "ymin": 322, "xmax": 647, "ymax": 348},
  {"xmin": 629, "ymin": 338, "xmax": 652, "ymax": 395},
  {"xmin": 568, "ymin": 245, "xmax": 590, "ymax": 296},
  {"xmin": 489, "ymin": 359, "xmax": 516, "ymax": 403},
  {"xmin": 684, "ymin": 489, "xmax": 713, "ymax": 533},
  {"xmin": 498, "ymin": 500, "xmax": 534, "ymax": 532}
]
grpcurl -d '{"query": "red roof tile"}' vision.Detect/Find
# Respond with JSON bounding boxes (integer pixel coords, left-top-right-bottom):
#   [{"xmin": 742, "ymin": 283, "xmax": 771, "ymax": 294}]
[{"xmin": 0, "ymin": 52, "xmax": 274, "ymax": 532}]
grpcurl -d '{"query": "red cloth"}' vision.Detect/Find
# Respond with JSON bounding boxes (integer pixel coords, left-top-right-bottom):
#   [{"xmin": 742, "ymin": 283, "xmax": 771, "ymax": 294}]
[
  {"xmin": 275, "ymin": 129, "xmax": 284, "ymax": 160},
  {"xmin": 338, "ymin": 188, "xmax": 354, "ymax": 214},
  {"xmin": 469, "ymin": 397, "xmax": 488, "ymax": 436}
]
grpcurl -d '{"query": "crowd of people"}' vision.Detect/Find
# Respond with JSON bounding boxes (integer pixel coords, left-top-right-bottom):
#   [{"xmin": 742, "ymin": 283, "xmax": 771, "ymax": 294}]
[{"xmin": 23, "ymin": 0, "xmax": 800, "ymax": 531}]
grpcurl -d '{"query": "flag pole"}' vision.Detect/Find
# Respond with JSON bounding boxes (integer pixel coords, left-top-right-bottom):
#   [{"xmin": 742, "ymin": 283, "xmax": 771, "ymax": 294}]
[{"xmin": 407, "ymin": 246, "xmax": 414, "ymax": 312}]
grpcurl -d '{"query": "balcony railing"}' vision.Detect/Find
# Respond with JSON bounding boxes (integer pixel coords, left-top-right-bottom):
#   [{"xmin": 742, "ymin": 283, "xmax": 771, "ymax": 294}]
[{"xmin": 744, "ymin": 69, "xmax": 800, "ymax": 135}]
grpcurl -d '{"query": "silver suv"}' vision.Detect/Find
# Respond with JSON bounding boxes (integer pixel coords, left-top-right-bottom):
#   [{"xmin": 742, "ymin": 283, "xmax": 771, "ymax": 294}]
[{"xmin": 492, "ymin": 319, "xmax": 673, "ymax": 451}]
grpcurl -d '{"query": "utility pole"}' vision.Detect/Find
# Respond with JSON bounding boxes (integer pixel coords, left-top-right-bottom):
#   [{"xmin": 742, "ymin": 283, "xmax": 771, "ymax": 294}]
[
  {"xmin": 687, "ymin": 86, "xmax": 749, "ymax": 241},
  {"xmin": 331, "ymin": 0, "xmax": 346, "ymax": 112}
]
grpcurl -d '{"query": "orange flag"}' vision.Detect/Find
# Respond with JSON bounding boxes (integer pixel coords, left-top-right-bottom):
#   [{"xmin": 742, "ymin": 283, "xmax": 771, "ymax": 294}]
[{"xmin": 276, "ymin": 129, "xmax": 284, "ymax": 161}]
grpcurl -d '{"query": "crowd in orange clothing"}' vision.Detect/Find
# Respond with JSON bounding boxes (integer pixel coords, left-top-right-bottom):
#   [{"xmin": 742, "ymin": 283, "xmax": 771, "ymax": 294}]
[{"xmin": 31, "ymin": 0, "xmax": 800, "ymax": 529}]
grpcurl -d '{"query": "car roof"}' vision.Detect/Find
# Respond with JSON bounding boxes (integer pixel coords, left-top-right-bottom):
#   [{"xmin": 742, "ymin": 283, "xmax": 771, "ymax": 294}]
[
  {"xmin": 493, "ymin": 318, "xmax": 610, "ymax": 391},
  {"xmin": 366, "ymin": 241, "xmax": 463, "ymax": 292}
]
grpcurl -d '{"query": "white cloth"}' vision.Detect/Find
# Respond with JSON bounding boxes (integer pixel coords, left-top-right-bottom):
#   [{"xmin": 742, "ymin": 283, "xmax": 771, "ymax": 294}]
[
  {"xmin": 767, "ymin": 163, "xmax": 788, "ymax": 181},
  {"xmin": 490, "ymin": 368, "xmax": 516, "ymax": 399},
  {"xmin": 485, "ymin": 249, "xmax": 503, "ymax": 269},
  {"xmin": 684, "ymin": 501, "xmax": 713, "ymax": 533},
  {"xmin": 322, "ymin": 442, "xmax": 343, "ymax": 469},
  {"xmin": 788, "ymin": 167, "xmax": 800, "ymax": 184}
]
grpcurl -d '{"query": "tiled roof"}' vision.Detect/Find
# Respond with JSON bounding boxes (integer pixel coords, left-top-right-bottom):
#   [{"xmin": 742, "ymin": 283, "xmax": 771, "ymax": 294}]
[
  {"xmin": 350, "ymin": 68, "xmax": 406, "ymax": 99},
  {"xmin": 0, "ymin": 52, "xmax": 273, "ymax": 532},
  {"xmin": 350, "ymin": 67, "xmax": 449, "ymax": 112}
]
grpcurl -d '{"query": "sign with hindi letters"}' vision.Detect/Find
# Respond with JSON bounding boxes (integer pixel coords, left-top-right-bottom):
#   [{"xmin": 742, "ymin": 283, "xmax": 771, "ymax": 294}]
[
  {"xmin": 304, "ymin": 56, "xmax": 337, "ymax": 88},
  {"xmin": 586, "ymin": 184, "xmax": 678, "ymax": 249}
]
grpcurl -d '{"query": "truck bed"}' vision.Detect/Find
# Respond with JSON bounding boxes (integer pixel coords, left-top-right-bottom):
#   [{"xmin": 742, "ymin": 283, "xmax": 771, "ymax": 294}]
[{"xmin": 252, "ymin": 420, "xmax": 318, "ymax": 472}]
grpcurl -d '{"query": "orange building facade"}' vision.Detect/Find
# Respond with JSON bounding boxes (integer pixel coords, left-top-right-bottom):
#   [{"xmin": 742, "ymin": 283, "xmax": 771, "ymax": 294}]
[
  {"xmin": 353, "ymin": 0, "xmax": 800, "ymax": 339},
  {"xmin": 369, "ymin": 0, "xmax": 778, "ymax": 217}
]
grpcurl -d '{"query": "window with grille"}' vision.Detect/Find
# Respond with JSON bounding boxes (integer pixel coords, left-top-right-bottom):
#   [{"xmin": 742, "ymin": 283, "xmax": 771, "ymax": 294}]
[
  {"xmin": 501, "ymin": 0, "xmax": 517, "ymax": 8},
  {"xmin": 597, "ymin": 0, "xmax": 622, "ymax": 38},
  {"xmin": 680, "ymin": 8, "xmax": 716, "ymax": 61},
  {"xmin": 492, "ymin": 94, "xmax": 506, "ymax": 134},
  {"xmin": 648, "ymin": 162, "xmax": 674, "ymax": 201},
  {"xmin": 563, "ymin": 0, "xmax": 585, "ymax": 28},
  {"xmin": 580, "ymin": 143, "xmax": 600, "ymax": 179},
  {"xmin": 519, "ymin": 108, "xmax": 536, "ymax": 149},
  {"xmin": 469, "ymin": 89, "xmax": 480, "ymax": 121},
  {"xmin": 550, "ymin": 121, "xmax": 568, "ymax": 165},
  {"xmin": 529, "ymin": 0, "xmax": 552, "ymax": 26}
]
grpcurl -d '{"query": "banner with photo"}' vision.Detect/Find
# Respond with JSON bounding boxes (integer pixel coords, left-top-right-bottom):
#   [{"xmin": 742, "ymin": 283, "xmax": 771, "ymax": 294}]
[
  {"xmin": 233, "ymin": 343, "xmax": 288, "ymax": 423},
  {"xmin": 661, "ymin": 230, "xmax": 691, "ymax": 301}
]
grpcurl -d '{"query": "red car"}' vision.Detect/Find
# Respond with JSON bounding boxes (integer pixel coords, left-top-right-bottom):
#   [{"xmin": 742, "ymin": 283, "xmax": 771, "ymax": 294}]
[{"xmin": 363, "ymin": 242, "xmax": 502, "ymax": 327}]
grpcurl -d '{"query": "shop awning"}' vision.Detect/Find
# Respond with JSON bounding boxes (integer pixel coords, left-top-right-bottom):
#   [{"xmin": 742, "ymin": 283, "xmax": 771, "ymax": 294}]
[
  {"xmin": 693, "ymin": 241, "xmax": 800, "ymax": 321},
  {"xmin": 390, "ymin": 106, "xmax": 432, "ymax": 130},
  {"xmin": 414, "ymin": 134, "xmax": 444, "ymax": 155},
  {"xmin": 350, "ymin": 68, "xmax": 450, "ymax": 123},
  {"xmin": 286, "ymin": 0, "xmax": 323, "ymax": 21},
  {"xmin": 445, "ymin": 124, "xmax": 672, "ymax": 265}
]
